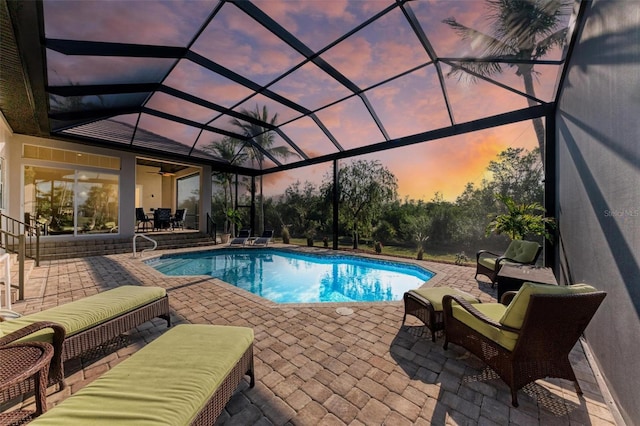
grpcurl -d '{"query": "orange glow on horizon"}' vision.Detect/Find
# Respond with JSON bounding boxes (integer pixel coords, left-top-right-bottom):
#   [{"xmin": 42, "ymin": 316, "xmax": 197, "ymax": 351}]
[{"xmin": 263, "ymin": 120, "xmax": 539, "ymax": 203}]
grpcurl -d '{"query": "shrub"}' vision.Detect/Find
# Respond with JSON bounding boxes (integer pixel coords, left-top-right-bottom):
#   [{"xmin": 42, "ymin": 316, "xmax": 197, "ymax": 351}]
[{"xmin": 281, "ymin": 226, "xmax": 290, "ymax": 244}]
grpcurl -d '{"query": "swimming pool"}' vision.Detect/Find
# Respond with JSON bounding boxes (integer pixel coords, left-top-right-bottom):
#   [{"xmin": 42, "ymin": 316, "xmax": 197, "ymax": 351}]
[{"xmin": 146, "ymin": 248, "xmax": 433, "ymax": 303}]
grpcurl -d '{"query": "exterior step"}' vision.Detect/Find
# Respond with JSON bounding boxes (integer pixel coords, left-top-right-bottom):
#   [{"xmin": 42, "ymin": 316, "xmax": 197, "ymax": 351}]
[{"xmin": 34, "ymin": 232, "xmax": 217, "ymax": 261}]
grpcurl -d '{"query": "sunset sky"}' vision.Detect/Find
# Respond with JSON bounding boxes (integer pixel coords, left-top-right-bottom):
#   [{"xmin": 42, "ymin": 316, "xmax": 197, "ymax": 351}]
[
  {"xmin": 262, "ymin": 119, "xmax": 539, "ymax": 202},
  {"xmin": 43, "ymin": 0, "xmax": 569, "ymax": 201}
]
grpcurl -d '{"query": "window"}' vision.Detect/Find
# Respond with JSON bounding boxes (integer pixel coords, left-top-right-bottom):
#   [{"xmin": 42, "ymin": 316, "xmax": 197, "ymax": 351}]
[
  {"xmin": 176, "ymin": 173, "xmax": 199, "ymax": 229},
  {"xmin": 24, "ymin": 166, "xmax": 119, "ymax": 235}
]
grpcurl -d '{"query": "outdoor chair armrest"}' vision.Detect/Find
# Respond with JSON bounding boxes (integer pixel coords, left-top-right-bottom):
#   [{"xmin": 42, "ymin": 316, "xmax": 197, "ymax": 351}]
[
  {"xmin": 0, "ymin": 321, "xmax": 66, "ymax": 347},
  {"xmin": 495, "ymin": 255, "xmax": 528, "ymax": 267},
  {"xmin": 0, "ymin": 321, "xmax": 66, "ymax": 386},
  {"xmin": 500, "ymin": 291, "xmax": 518, "ymax": 305},
  {"xmin": 476, "ymin": 249, "xmax": 500, "ymax": 261},
  {"xmin": 443, "ymin": 295, "xmax": 502, "ymax": 328},
  {"xmin": 443, "ymin": 295, "xmax": 520, "ymax": 334}
]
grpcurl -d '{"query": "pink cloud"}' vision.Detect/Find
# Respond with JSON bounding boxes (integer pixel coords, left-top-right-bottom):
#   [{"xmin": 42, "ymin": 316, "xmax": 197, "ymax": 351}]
[
  {"xmin": 44, "ymin": 1, "xmax": 216, "ymax": 46},
  {"xmin": 323, "ymin": 36, "xmax": 373, "ymax": 82}
]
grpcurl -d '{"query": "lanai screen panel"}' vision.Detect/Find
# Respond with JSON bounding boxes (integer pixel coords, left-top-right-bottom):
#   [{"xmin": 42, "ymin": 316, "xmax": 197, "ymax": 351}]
[{"xmin": 41, "ymin": 0, "xmax": 581, "ymax": 173}]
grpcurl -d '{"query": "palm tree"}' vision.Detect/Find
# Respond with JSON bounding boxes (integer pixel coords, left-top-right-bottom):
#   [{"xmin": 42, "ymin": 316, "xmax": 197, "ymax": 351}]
[
  {"xmin": 443, "ymin": 0, "xmax": 572, "ymax": 160},
  {"xmin": 205, "ymin": 136, "xmax": 246, "ymax": 235},
  {"xmin": 486, "ymin": 194, "xmax": 555, "ymax": 241},
  {"xmin": 230, "ymin": 105, "xmax": 298, "ymax": 233}
]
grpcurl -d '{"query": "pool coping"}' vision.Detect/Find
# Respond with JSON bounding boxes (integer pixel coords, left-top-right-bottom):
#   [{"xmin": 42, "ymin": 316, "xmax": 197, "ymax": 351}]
[{"xmin": 136, "ymin": 244, "xmax": 448, "ymax": 309}]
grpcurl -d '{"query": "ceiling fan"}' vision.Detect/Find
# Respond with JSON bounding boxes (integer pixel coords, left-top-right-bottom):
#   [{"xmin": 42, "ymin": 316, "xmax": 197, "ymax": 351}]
[{"xmin": 147, "ymin": 164, "xmax": 176, "ymax": 177}]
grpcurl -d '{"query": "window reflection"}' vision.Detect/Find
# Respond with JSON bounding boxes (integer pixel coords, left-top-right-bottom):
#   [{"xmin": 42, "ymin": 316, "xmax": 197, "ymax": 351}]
[
  {"xmin": 177, "ymin": 173, "xmax": 200, "ymax": 230},
  {"xmin": 24, "ymin": 166, "xmax": 119, "ymax": 235}
]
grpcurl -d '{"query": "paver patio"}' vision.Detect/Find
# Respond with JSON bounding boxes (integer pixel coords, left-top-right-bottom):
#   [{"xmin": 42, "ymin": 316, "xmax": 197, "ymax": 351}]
[{"xmin": 4, "ymin": 246, "xmax": 619, "ymax": 425}]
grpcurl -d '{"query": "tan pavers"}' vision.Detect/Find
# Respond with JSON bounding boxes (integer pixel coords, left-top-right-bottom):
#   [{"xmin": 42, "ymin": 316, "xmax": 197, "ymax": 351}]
[{"xmin": 4, "ymin": 248, "xmax": 619, "ymax": 425}]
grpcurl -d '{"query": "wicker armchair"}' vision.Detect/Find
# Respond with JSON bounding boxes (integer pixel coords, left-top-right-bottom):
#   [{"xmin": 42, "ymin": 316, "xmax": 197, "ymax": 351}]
[
  {"xmin": 475, "ymin": 239, "xmax": 542, "ymax": 285},
  {"xmin": 443, "ymin": 282, "xmax": 606, "ymax": 407},
  {"xmin": 0, "ymin": 322, "xmax": 66, "ymax": 408}
]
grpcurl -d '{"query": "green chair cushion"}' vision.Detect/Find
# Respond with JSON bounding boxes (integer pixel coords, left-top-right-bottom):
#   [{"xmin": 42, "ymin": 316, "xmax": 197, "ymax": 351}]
[
  {"xmin": 478, "ymin": 256, "xmax": 498, "ymax": 270},
  {"xmin": 500, "ymin": 282, "xmax": 597, "ymax": 329},
  {"xmin": 451, "ymin": 303, "xmax": 519, "ymax": 351},
  {"xmin": 30, "ymin": 324, "xmax": 253, "ymax": 426},
  {"xmin": 502, "ymin": 240, "xmax": 540, "ymax": 263},
  {"xmin": 410, "ymin": 286, "xmax": 479, "ymax": 311},
  {"xmin": 0, "ymin": 286, "xmax": 166, "ymax": 342}
]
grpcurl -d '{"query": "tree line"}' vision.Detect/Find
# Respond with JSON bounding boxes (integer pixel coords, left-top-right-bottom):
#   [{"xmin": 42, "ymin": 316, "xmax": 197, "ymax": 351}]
[{"xmin": 213, "ymin": 146, "xmax": 546, "ymax": 257}]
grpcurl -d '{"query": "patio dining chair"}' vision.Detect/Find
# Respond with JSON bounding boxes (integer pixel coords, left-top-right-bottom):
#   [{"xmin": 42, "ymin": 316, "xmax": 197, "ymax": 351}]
[
  {"xmin": 135, "ymin": 207, "xmax": 152, "ymax": 232},
  {"xmin": 171, "ymin": 208, "xmax": 187, "ymax": 230},
  {"xmin": 153, "ymin": 208, "xmax": 172, "ymax": 231},
  {"xmin": 442, "ymin": 282, "xmax": 606, "ymax": 407}
]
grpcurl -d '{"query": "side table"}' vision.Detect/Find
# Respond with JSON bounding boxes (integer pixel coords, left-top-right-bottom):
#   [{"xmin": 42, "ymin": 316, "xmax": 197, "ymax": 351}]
[
  {"xmin": 0, "ymin": 342, "xmax": 54, "ymax": 424},
  {"xmin": 496, "ymin": 264, "xmax": 557, "ymax": 301}
]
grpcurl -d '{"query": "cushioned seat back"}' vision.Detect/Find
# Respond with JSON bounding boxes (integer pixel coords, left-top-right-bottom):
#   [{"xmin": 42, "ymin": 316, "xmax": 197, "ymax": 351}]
[
  {"xmin": 500, "ymin": 282, "xmax": 597, "ymax": 329},
  {"xmin": 503, "ymin": 240, "xmax": 541, "ymax": 263}
]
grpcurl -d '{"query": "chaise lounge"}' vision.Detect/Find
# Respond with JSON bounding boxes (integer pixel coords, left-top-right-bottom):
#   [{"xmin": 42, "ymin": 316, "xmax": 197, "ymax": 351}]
[
  {"xmin": 29, "ymin": 324, "xmax": 254, "ymax": 425},
  {"xmin": 229, "ymin": 228, "xmax": 251, "ymax": 246},
  {"xmin": 0, "ymin": 286, "xmax": 170, "ymax": 397},
  {"xmin": 252, "ymin": 229, "xmax": 274, "ymax": 246}
]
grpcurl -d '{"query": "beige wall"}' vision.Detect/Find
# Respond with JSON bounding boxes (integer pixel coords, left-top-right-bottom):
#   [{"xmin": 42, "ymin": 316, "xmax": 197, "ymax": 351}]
[{"xmin": 1, "ymin": 129, "xmax": 208, "ymax": 238}]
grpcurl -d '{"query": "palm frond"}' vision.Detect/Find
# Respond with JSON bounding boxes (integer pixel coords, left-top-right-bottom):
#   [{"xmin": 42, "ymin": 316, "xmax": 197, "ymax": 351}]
[
  {"xmin": 443, "ymin": 17, "xmax": 514, "ymax": 58},
  {"xmin": 446, "ymin": 61, "xmax": 504, "ymax": 82},
  {"xmin": 534, "ymin": 27, "xmax": 568, "ymax": 58}
]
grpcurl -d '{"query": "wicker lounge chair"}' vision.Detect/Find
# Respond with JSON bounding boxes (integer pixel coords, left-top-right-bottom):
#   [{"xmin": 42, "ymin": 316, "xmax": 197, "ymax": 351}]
[
  {"xmin": 29, "ymin": 324, "xmax": 254, "ymax": 426},
  {"xmin": 229, "ymin": 228, "xmax": 251, "ymax": 246},
  {"xmin": 475, "ymin": 239, "xmax": 542, "ymax": 286},
  {"xmin": 252, "ymin": 229, "xmax": 274, "ymax": 246},
  {"xmin": 443, "ymin": 282, "xmax": 606, "ymax": 407},
  {"xmin": 0, "ymin": 286, "xmax": 170, "ymax": 401}
]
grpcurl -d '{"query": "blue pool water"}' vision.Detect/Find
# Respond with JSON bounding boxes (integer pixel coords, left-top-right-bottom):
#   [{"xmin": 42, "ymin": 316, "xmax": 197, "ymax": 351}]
[{"xmin": 145, "ymin": 249, "xmax": 433, "ymax": 303}]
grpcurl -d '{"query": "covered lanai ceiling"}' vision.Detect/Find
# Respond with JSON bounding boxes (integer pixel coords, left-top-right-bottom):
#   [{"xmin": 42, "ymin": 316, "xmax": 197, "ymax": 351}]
[{"xmin": 1, "ymin": 0, "xmax": 585, "ymax": 176}]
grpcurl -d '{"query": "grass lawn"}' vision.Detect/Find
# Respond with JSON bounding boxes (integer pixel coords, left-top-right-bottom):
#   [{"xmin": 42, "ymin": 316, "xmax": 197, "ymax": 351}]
[{"xmin": 284, "ymin": 238, "xmax": 475, "ymax": 267}]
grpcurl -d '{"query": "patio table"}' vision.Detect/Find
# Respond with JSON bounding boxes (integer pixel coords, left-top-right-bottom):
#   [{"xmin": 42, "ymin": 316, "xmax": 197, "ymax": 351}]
[
  {"xmin": 496, "ymin": 264, "xmax": 557, "ymax": 301},
  {"xmin": 0, "ymin": 342, "xmax": 54, "ymax": 423}
]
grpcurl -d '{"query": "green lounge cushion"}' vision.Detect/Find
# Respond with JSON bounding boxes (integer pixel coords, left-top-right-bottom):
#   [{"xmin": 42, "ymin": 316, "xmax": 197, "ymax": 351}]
[
  {"xmin": 0, "ymin": 286, "xmax": 166, "ymax": 342},
  {"xmin": 502, "ymin": 240, "xmax": 540, "ymax": 263},
  {"xmin": 410, "ymin": 286, "xmax": 479, "ymax": 311},
  {"xmin": 451, "ymin": 303, "xmax": 519, "ymax": 351},
  {"xmin": 478, "ymin": 256, "xmax": 499, "ymax": 270},
  {"xmin": 478, "ymin": 240, "xmax": 540, "ymax": 270},
  {"xmin": 500, "ymin": 282, "xmax": 597, "ymax": 330},
  {"xmin": 31, "ymin": 324, "xmax": 254, "ymax": 426}
]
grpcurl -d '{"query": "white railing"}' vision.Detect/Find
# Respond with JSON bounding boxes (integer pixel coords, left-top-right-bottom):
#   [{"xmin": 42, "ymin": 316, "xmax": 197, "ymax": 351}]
[
  {"xmin": 132, "ymin": 234, "xmax": 158, "ymax": 258},
  {"xmin": 1, "ymin": 252, "xmax": 11, "ymax": 309}
]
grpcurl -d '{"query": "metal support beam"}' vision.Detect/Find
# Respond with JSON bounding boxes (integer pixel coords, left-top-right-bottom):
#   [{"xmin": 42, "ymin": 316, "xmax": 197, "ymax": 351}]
[
  {"xmin": 332, "ymin": 160, "xmax": 339, "ymax": 250},
  {"xmin": 544, "ymin": 111, "xmax": 557, "ymax": 269}
]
